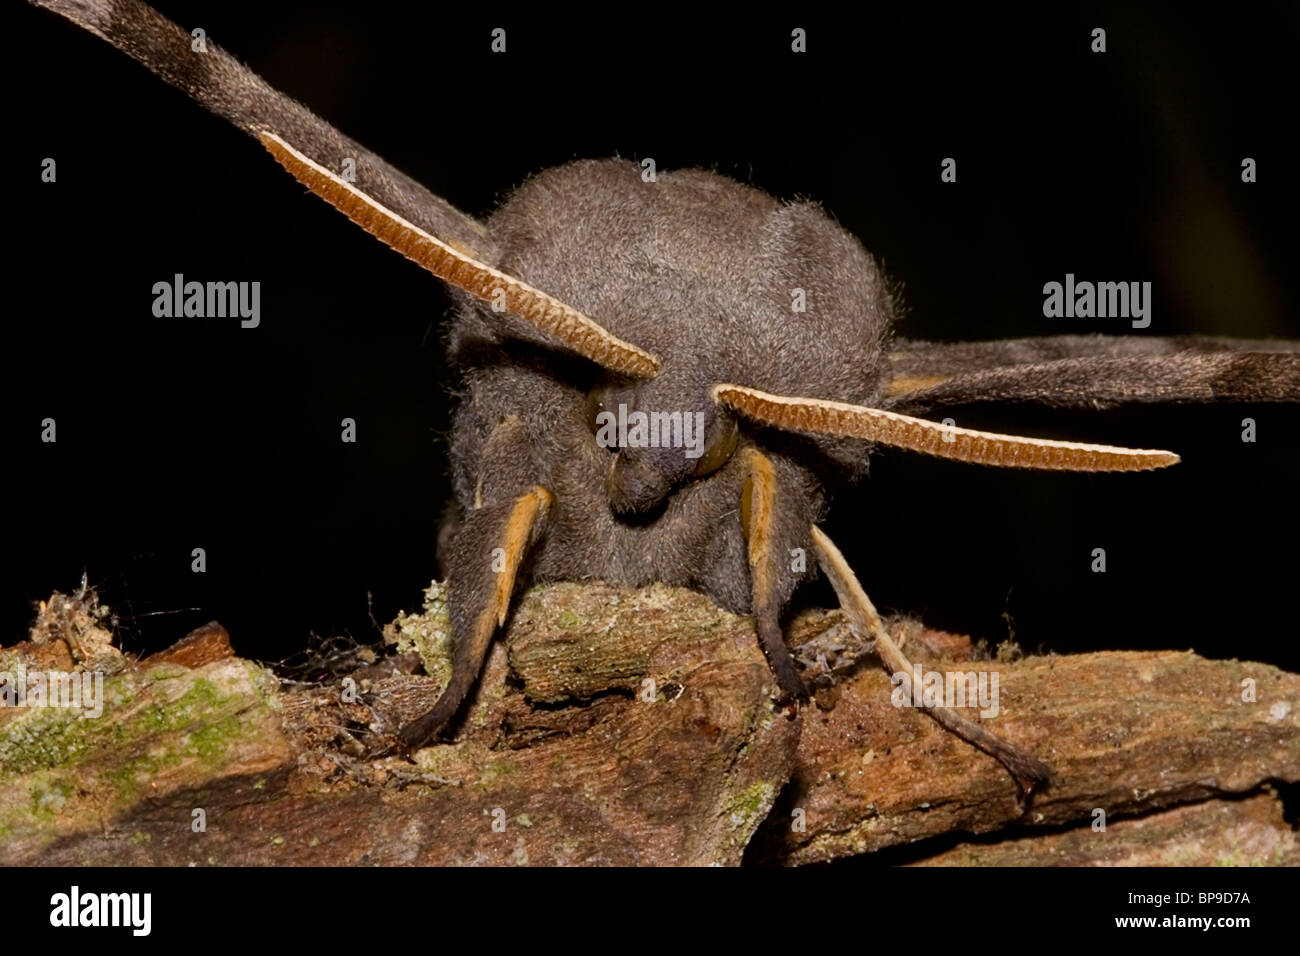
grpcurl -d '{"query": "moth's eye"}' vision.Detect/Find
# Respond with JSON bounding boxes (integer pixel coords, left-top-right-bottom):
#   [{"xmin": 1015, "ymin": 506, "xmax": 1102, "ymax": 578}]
[
  {"xmin": 691, "ymin": 414, "xmax": 739, "ymax": 477},
  {"xmin": 587, "ymin": 384, "xmax": 622, "ymax": 451}
]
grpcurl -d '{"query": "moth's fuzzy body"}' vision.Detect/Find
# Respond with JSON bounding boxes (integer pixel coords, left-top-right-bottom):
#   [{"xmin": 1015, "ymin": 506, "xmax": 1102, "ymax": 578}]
[{"xmin": 442, "ymin": 159, "xmax": 892, "ymax": 617}]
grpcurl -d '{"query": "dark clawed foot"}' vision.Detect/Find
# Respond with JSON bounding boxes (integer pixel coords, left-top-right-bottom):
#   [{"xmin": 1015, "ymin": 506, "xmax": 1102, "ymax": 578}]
[
  {"xmin": 363, "ymin": 724, "xmax": 417, "ymax": 761},
  {"xmin": 390, "ymin": 681, "xmax": 464, "ymax": 757},
  {"xmin": 1005, "ymin": 752, "xmax": 1053, "ymax": 806},
  {"xmin": 360, "ymin": 719, "xmax": 432, "ymax": 762},
  {"xmin": 365, "ymin": 739, "xmax": 403, "ymax": 761},
  {"xmin": 772, "ymin": 662, "xmax": 810, "ymax": 714},
  {"xmin": 396, "ymin": 714, "xmax": 439, "ymax": 756}
]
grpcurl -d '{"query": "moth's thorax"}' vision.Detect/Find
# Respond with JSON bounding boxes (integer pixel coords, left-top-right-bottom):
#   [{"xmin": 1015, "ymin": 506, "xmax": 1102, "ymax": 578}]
[{"xmin": 482, "ymin": 158, "xmax": 893, "ymax": 407}]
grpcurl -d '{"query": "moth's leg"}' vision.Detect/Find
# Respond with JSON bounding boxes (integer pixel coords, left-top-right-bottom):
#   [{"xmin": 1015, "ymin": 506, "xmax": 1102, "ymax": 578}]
[
  {"xmin": 740, "ymin": 448, "xmax": 809, "ymax": 702},
  {"xmin": 397, "ymin": 484, "xmax": 551, "ymax": 752},
  {"xmin": 810, "ymin": 525, "xmax": 1052, "ymax": 796}
]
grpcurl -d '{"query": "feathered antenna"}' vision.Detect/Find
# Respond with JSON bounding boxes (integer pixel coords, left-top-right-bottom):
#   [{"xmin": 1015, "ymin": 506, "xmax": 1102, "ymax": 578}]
[{"xmin": 714, "ymin": 383, "xmax": 1180, "ymax": 471}]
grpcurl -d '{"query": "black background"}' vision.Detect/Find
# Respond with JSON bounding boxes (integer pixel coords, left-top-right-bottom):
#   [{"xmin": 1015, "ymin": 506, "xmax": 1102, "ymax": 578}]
[
  {"xmin": 8, "ymin": 2, "xmax": 1297, "ymax": 673},
  {"xmin": 12, "ymin": 863, "xmax": 1288, "ymax": 941}
]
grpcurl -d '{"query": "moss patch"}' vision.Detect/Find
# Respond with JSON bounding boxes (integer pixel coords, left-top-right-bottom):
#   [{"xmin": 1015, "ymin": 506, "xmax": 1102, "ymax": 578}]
[
  {"xmin": 383, "ymin": 581, "xmax": 453, "ymax": 687},
  {"xmin": 0, "ymin": 658, "xmax": 288, "ymax": 858}
]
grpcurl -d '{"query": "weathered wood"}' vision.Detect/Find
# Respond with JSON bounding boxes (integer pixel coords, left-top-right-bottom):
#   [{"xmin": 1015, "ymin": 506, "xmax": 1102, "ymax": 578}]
[
  {"xmin": 908, "ymin": 792, "xmax": 1299, "ymax": 866},
  {"xmin": 5, "ymin": 584, "xmax": 799, "ymax": 865},
  {"xmin": 2, "ymin": 582, "xmax": 1296, "ymax": 866},
  {"xmin": 748, "ymin": 648, "xmax": 1300, "ymax": 864}
]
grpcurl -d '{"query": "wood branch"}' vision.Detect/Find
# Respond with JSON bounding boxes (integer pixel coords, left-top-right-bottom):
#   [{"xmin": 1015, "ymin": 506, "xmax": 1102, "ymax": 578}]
[
  {"xmin": 905, "ymin": 792, "xmax": 1300, "ymax": 866},
  {"xmin": 747, "ymin": 643, "xmax": 1300, "ymax": 864},
  {"xmin": 2, "ymin": 582, "xmax": 1297, "ymax": 866}
]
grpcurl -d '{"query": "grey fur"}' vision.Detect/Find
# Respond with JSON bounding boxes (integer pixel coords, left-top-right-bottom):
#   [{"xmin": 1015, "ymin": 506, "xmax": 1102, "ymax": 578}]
[{"xmin": 442, "ymin": 159, "xmax": 891, "ymax": 605}]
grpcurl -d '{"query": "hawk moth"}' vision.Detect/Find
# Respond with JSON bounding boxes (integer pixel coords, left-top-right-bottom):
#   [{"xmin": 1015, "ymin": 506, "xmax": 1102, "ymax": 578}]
[{"xmin": 30, "ymin": 0, "xmax": 1300, "ymax": 793}]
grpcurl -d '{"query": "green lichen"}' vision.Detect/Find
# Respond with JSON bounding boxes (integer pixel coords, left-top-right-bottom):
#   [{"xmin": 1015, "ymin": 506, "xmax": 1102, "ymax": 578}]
[
  {"xmin": 555, "ymin": 610, "xmax": 581, "ymax": 628},
  {"xmin": 384, "ymin": 582, "xmax": 453, "ymax": 686},
  {"xmin": 0, "ymin": 658, "xmax": 281, "ymax": 845},
  {"xmin": 28, "ymin": 779, "xmax": 72, "ymax": 822},
  {"xmin": 0, "ymin": 667, "xmax": 259, "ymax": 779},
  {"xmin": 104, "ymin": 710, "xmax": 245, "ymax": 801},
  {"xmin": 724, "ymin": 782, "xmax": 777, "ymax": 831},
  {"xmin": 478, "ymin": 760, "xmax": 513, "ymax": 788},
  {"xmin": 412, "ymin": 743, "xmax": 467, "ymax": 780}
]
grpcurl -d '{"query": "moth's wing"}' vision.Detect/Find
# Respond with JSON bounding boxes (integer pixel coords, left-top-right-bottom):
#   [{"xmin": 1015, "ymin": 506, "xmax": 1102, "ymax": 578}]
[
  {"xmin": 886, "ymin": 333, "xmax": 1300, "ymax": 383},
  {"xmin": 34, "ymin": 0, "xmax": 660, "ymax": 378},
  {"xmin": 885, "ymin": 335, "xmax": 1300, "ymax": 414}
]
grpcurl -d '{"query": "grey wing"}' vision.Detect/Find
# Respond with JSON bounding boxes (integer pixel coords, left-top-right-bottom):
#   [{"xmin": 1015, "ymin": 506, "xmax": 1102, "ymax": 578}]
[{"xmin": 884, "ymin": 334, "xmax": 1300, "ymax": 414}]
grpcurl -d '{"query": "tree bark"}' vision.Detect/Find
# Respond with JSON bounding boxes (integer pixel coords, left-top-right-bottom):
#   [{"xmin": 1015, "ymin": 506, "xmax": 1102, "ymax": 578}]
[{"xmin": 2, "ymin": 582, "xmax": 1297, "ymax": 866}]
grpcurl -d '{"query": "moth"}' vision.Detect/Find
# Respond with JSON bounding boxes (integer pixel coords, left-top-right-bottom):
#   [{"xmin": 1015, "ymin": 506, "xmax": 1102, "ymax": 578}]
[{"xmin": 35, "ymin": 0, "xmax": 1300, "ymax": 793}]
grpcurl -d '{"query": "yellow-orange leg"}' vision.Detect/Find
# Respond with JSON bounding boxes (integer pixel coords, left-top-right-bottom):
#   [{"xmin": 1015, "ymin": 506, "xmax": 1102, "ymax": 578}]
[
  {"xmin": 741, "ymin": 448, "xmax": 808, "ymax": 701},
  {"xmin": 397, "ymin": 486, "xmax": 551, "ymax": 751}
]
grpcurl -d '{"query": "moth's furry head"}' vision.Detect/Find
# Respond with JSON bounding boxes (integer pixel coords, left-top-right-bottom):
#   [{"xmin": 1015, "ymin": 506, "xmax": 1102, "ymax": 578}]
[{"xmin": 471, "ymin": 158, "xmax": 895, "ymax": 508}]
